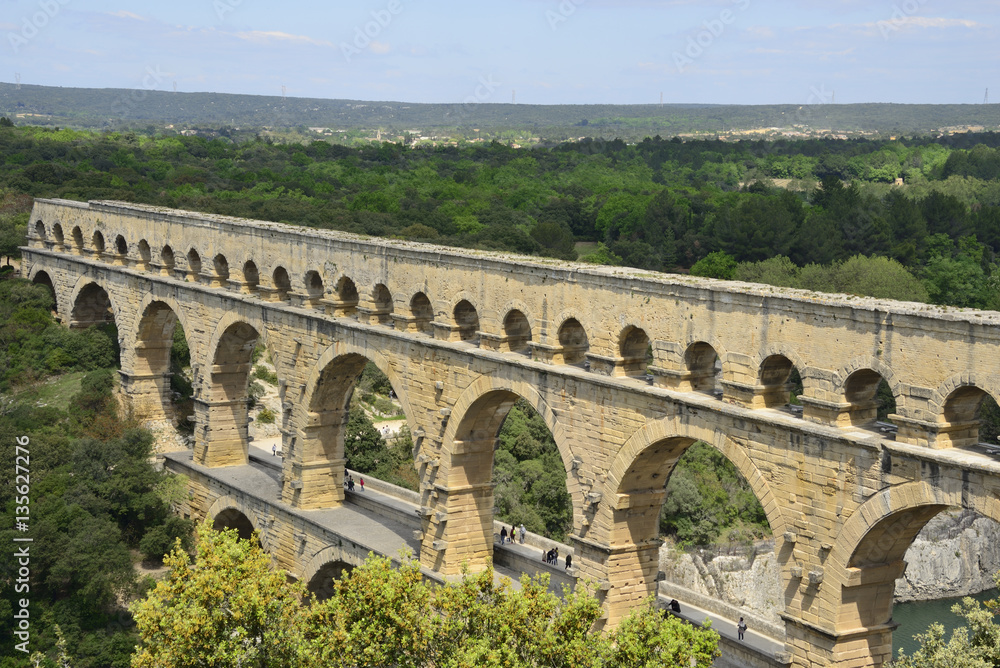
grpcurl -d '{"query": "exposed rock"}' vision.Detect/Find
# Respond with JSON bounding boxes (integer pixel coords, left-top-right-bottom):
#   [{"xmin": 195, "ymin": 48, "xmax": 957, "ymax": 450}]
[{"xmin": 893, "ymin": 510, "xmax": 1000, "ymax": 602}]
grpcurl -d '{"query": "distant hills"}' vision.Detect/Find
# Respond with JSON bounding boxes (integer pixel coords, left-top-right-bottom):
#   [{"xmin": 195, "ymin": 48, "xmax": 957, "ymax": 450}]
[{"xmin": 2, "ymin": 82, "xmax": 1000, "ymax": 137}]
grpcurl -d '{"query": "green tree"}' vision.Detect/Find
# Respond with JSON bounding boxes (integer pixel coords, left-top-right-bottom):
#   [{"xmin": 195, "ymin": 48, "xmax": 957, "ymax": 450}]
[
  {"xmin": 131, "ymin": 523, "xmax": 307, "ymax": 668},
  {"xmin": 690, "ymin": 251, "xmax": 737, "ymax": 280}
]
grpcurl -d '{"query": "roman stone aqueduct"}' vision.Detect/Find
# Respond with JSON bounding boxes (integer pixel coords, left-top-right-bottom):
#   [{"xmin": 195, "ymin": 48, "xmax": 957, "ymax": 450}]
[{"xmin": 22, "ymin": 198, "xmax": 1000, "ymax": 667}]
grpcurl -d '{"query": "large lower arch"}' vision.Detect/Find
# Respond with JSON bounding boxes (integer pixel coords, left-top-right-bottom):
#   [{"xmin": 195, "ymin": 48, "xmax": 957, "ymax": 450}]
[
  {"xmin": 428, "ymin": 375, "xmax": 573, "ymax": 576},
  {"xmin": 29, "ymin": 269, "xmax": 58, "ymax": 314},
  {"xmin": 292, "ymin": 341, "xmax": 414, "ymax": 510},
  {"xmin": 597, "ymin": 417, "xmax": 786, "ymax": 628}
]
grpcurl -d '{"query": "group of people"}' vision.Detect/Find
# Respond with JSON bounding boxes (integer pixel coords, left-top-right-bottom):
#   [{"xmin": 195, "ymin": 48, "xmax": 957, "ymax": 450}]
[
  {"xmin": 498, "ymin": 524, "xmax": 526, "ymax": 545},
  {"xmin": 343, "ymin": 471, "xmax": 364, "ymax": 492},
  {"xmin": 542, "ymin": 548, "xmax": 571, "ymax": 570}
]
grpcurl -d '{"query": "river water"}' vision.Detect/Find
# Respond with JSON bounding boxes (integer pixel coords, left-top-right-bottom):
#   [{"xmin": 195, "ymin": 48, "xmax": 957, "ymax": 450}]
[{"xmin": 891, "ymin": 588, "xmax": 998, "ymax": 658}]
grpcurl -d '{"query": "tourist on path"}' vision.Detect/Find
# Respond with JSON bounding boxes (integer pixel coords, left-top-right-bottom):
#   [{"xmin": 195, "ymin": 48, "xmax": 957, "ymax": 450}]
[
  {"xmin": 500, "ymin": 527, "xmax": 508, "ymax": 544},
  {"xmin": 359, "ymin": 477, "xmax": 364, "ymax": 491},
  {"xmin": 518, "ymin": 524, "xmax": 526, "ymax": 544},
  {"xmin": 737, "ymin": 617, "xmax": 747, "ymax": 641}
]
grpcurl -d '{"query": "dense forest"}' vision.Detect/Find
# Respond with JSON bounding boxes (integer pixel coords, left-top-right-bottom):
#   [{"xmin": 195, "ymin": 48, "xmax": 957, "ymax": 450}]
[{"xmin": 5, "ymin": 122, "xmax": 1000, "ymax": 315}]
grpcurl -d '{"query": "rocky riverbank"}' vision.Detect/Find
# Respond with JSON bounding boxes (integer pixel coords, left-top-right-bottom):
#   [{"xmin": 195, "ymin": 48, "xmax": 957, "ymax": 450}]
[{"xmin": 658, "ymin": 509, "xmax": 1000, "ymax": 623}]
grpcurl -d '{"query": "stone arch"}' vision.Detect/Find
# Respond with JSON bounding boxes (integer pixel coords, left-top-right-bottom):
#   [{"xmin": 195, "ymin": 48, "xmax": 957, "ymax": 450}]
[
  {"xmin": 502, "ymin": 308, "xmax": 532, "ymax": 353},
  {"xmin": 832, "ymin": 358, "xmax": 901, "ymax": 427},
  {"xmin": 433, "ymin": 375, "xmax": 574, "ymax": 575},
  {"xmin": 127, "ymin": 298, "xmax": 190, "ymax": 421},
  {"xmin": 304, "ymin": 269, "xmax": 325, "ymax": 305},
  {"xmin": 137, "ymin": 239, "xmax": 152, "ymax": 269},
  {"xmin": 926, "ymin": 375, "xmax": 1000, "ymax": 448},
  {"xmin": 453, "ymin": 298, "xmax": 480, "ymax": 343},
  {"xmin": 92, "ymin": 230, "xmax": 106, "ymax": 258},
  {"xmin": 302, "ymin": 545, "xmax": 368, "ymax": 600},
  {"xmin": 408, "ymin": 291, "xmax": 434, "ymax": 334},
  {"xmin": 186, "ymin": 248, "xmax": 202, "ymax": 282},
  {"xmin": 212, "ymin": 253, "xmax": 230, "ymax": 284},
  {"xmin": 114, "ymin": 234, "xmax": 128, "ymax": 262},
  {"xmin": 557, "ymin": 316, "xmax": 589, "ymax": 365},
  {"xmin": 68, "ymin": 277, "xmax": 120, "ymax": 331},
  {"xmin": 30, "ymin": 269, "xmax": 57, "ymax": 308},
  {"xmin": 206, "ymin": 496, "xmax": 270, "ymax": 553},
  {"xmin": 51, "ymin": 223, "xmax": 64, "ymax": 248},
  {"xmin": 196, "ymin": 312, "xmax": 279, "ymax": 468},
  {"xmin": 293, "ymin": 341, "xmax": 413, "ymax": 509},
  {"xmin": 333, "ymin": 275, "xmax": 359, "ymax": 316},
  {"xmin": 242, "ymin": 260, "xmax": 260, "ymax": 293},
  {"xmin": 599, "ymin": 417, "xmax": 786, "ymax": 627},
  {"xmin": 33, "ymin": 219, "xmax": 46, "ymax": 244},
  {"xmin": 272, "ymin": 266, "xmax": 291, "ymax": 301},
  {"xmin": 756, "ymin": 349, "xmax": 805, "ymax": 409},
  {"xmin": 619, "ymin": 325, "xmax": 651, "ymax": 377},
  {"xmin": 605, "ymin": 417, "xmax": 787, "ymax": 540},
  {"xmin": 370, "ymin": 283, "xmax": 393, "ymax": 323},
  {"xmin": 160, "ymin": 245, "xmax": 175, "ymax": 275},
  {"xmin": 826, "ymin": 481, "xmax": 972, "ymax": 644},
  {"xmin": 684, "ymin": 340, "xmax": 723, "ymax": 394},
  {"xmin": 71, "ymin": 225, "xmax": 84, "ymax": 254}
]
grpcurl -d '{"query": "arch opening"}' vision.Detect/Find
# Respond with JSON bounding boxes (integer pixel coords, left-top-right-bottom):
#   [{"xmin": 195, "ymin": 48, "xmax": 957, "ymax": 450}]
[
  {"xmin": 307, "ymin": 561, "xmax": 354, "ymax": 602},
  {"xmin": 52, "ymin": 223, "xmax": 64, "ymax": 248},
  {"xmin": 759, "ymin": 354, "xmax": 801, "ymax": 411},
  {"xmin": 71, "ymin": 226, "xmax": 84, "ymax": 254},
  {"xmin": 370, "ymin": 284, "xmax": 393, "ymax": 324},
  {"xmin": 444, "ymin": 390, "xmax": 569, "ymax": 571},
  {"xmin": 619, "ymin": 326, "xmax": 652, "ymax": 377},
  {"xmin": 31, "ymin": 271, "xmax": 57, "ymax": 311},
  {"xmin": 160, "ymin": 245, "xmax": 175, "ymax": 275},
  {"xmin": 615, "ymin": 437, "xmax": 777, "ymax": 628},
  {"xmin": 71, "ymin": 282, "xmax": 114, "ymax": 330},
  {"xmin": 409, "ymin": 292, "xmax": 434, "ymax": 335},
  {"xmin": 34, "ymin": 220, "xmax": 46, "ymax": 243},
  {"xmin": 212, "ymin": 508, "xmax": 258, "ymax": 544},
  {"xmin": 453, "ymin": 299, "xmax": 480, "ymax": 343},
  {"xmin": 503, "ymin": 310, "xmax": 532, "ymax": 354},
  {"xmin": 200, "ymin": 321, "xmax": 261, "ymax": 467},
  {"xmin": 305, "ymin": 270, "xmax": 325, "ymax": 305},
  {"xmin": 213, "ymin": 254, "xmax": 230, "ymax": 284},
  {"xmin": 333, "ymin": 276, "xmax": 359, "ymax": 316},
  {"xmin": 137, "ymin": 239, "xmax": 152, "ymax": 268},
  {"xmin": 133, "ymin": 301, "xmax": 192, "ymax": 424},
  {"xmin": 299, "ymin": 355, "xmax": 415, "ymax": 508},
  {"xmin": 272, "ymin": 266, "xmax": 291, "ymax": 301},
  {"xmin": 557, "ymin": 318, "xmax": 589, "ymax": 365},
  {"xmin": 187, "ymin": 249, "xmax": 202, "ymax": 282},
  {"xmin": 92, "ymin": 231, "xmax": 106, "ymax": 258},
  {"xmin": 242, "ymin": 261, "xmax": 260, "ymax": 293},
  {"xmin": 940, "ymin": 385, "xmax": 994, "ymax": 448},
  {"xmin": 684, "ymin": 342, "xmax": 721, "ymax": 395},
  {"xmin": 114, "ymin": 234, "xmax": 128, "ymax": 262},
  {"xmin": 843, "ymin": 370, "xmax": 896, "ymax": 428}
]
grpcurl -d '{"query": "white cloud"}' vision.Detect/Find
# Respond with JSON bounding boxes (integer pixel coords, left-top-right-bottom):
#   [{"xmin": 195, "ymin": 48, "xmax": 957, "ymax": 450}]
[{"xmin": 233, "ymin": 31, "xmax": 334, "ymax": 48}]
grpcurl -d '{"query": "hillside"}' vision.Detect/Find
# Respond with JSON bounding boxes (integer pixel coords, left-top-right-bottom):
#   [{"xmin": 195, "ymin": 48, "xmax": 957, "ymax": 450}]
[{"xmin": 3, "ymin": 82, "xmax": 1000, "ymax": 139}]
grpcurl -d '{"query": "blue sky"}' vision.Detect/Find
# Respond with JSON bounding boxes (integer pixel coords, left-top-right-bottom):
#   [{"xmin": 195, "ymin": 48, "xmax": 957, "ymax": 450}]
[{"xmin": 2, "ymin": 0, "xmax": 997, "ymax": 105}]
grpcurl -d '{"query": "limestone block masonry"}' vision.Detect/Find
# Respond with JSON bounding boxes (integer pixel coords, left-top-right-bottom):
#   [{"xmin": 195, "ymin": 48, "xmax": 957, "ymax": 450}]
[{"xmin": 23, "ymin": 198, "xmax": 1000, "ymax": 668}]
